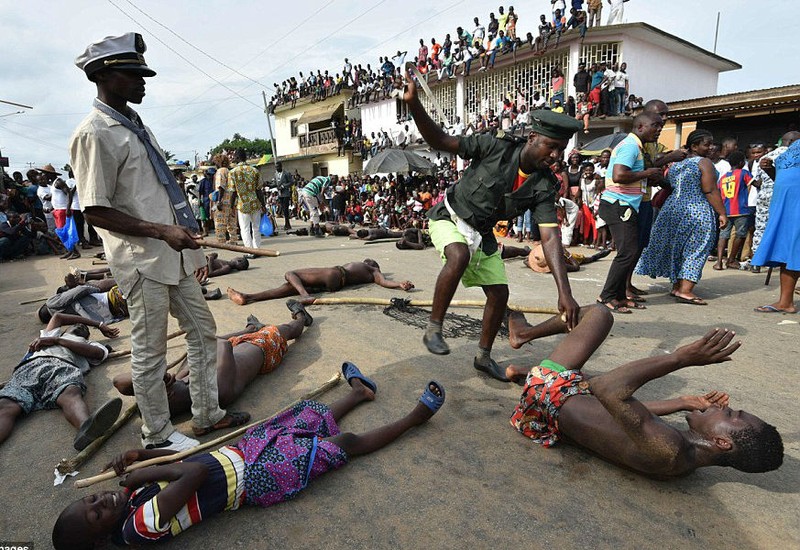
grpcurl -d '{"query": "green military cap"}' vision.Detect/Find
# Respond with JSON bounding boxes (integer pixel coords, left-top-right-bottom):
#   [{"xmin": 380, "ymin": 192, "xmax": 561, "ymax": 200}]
[{"xmin": 528, "ymin": 109, "xmax": 584, "ymax": 140}]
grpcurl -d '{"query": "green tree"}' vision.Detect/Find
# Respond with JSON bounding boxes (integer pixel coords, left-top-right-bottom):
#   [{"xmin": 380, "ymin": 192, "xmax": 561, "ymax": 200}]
[
  {"xmin": 163, "ymin": 150, "xmax": 175, "ymax": 161},
  {"xmin": 210, "ymin": 133, "xmax": 272, "ymax": 158}
]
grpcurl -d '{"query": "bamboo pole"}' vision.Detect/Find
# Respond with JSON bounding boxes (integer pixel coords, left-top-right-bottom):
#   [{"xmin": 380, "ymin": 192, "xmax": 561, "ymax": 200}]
[
  {"xmin": 197, "ymin": 239, "xmax": 280, "ymax": 257},
  {"xmin": 75, "ymin": 372, "xmax": 343, "ymax": 488},
  {"xmin": 107, "ymin": 330, "xmax": 186, "ymax": 359},
  {"xmin": 310, "ymin": 296, "xmax": 560, "ymax": 315}
]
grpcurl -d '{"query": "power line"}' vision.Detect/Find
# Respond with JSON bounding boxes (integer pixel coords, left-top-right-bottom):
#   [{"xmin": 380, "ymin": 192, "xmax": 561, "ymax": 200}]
[
  {"xmin": 134, "ymin": 0, "xmax": 337, "ymax": 127},
  {"xmin": 105, "ymin": 0, "xmax": 263, "ymax": 109},
  {"xmin": 121, "ymin": 0, "xmax": 275, "ymax": 92},
  {"xmin": 0, "ymin": 124, "xmax": 67, "ymax": 152}
]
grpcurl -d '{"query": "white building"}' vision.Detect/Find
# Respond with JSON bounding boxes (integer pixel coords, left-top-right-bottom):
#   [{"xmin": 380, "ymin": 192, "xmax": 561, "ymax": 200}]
[
  {"xmin": 274, "ymin": 22, "xmax": 740, "ymax": 175},
  {"xmin": 362, "ymin": 22, "xmax": 740, "ymax": 150}
]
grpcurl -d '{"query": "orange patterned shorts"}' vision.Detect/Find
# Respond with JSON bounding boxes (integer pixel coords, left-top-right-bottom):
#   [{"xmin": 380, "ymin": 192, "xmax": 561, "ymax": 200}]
[{"xmin": 228, "ymin": 325, "xmax": 288, "ymax": 374}]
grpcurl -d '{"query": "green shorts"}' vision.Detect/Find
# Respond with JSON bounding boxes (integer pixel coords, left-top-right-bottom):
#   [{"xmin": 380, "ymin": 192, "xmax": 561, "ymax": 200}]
[{"xmin": 429, "ymin": 218, "xmax": 508, "ymax": 288}]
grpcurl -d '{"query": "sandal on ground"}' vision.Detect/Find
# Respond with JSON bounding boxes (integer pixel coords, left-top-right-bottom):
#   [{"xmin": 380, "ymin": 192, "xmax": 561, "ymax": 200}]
[
  {"xmin": 597, "ymin": 299, "xmax": 633, "ymax": 314},
  {"xmin": 286, "ymin": 299, "xmax": 314, "ymax": 326},
  {"xmin": 626, "ymin": 295, "xmax": 647, "ymax": 303},
  {"xmin": 712, "ymin": 264, "xmax": 725, "ymax": 271},
  {"xmin": 754, "ymin": 305, "xmax": 797, "ymax": 314},
  {"xmin": 341, "ymin": 361, "xmax": 377, "ymax": 392},
  {"xmin": 73, "ymin": 397, "xmax": 123, "ymax": 451},
  {"xmin": 192, "ymin": 411, "xmax": 251, "ymax": 436},
  {"xmin": 418, "ymin": 381, "xmax": 446, "ymax": 413},
  {"xmin": 246, "ymin": 314, "xmax": 266, "ymax": 330},
  {"xmin": 675, "ymin": 296, "xmax": 708, "ymax": 306},
  {"xmin": 628, "ymin": 286, "xmax": 649, "ymax": 296},
  {"xmin": 623, "ymin": 300, "xmax": 647, "ymax": 310}
]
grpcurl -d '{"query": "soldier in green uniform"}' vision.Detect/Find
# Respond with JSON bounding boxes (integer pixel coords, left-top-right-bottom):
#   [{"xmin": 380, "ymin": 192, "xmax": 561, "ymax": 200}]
[{"xmin": 402, "ymin": 69, "xmax": 583, "ymax": 381}]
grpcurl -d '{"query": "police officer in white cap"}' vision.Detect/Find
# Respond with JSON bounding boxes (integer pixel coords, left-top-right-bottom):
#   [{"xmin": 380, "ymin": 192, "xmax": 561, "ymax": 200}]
[{"xmin": 69, "ymin": 33, "xmax": 250, "ymax": 451}]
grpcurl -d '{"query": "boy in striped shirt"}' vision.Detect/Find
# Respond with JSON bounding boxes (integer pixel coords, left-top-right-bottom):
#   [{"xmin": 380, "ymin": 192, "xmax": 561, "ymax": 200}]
[{"xmin": 714, "ymin": 151, "xmax": 753, "ymax": 270}]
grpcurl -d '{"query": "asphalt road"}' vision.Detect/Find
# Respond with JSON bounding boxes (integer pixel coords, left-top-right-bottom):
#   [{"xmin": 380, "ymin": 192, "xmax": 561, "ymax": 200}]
[{"xmin": 0, "ymin": 231, "xmax": 797, "ymax": 549}]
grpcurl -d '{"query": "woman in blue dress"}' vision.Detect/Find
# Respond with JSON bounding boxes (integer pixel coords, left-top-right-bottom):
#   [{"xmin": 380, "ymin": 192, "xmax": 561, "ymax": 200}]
[
  {"xmin": 635, "ymin": 130, "xmax": 729, "ymax": 305},
  {"xmin": 751, "ymin": 135, "xmax": 800, "ymax": 313}
]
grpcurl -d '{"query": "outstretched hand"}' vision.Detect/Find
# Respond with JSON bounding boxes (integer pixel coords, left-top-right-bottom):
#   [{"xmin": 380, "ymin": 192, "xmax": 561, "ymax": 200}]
[
  {"xmin": 683, "ymin": 390, "xmax": 730, "ymax": 411},
  {"xmin": 400, "ymin": 281, "xmax": 415, "ymax": 291},
  {"xmin": 675, "ymin": 328, "xmax": 741, "ymax": 367}
]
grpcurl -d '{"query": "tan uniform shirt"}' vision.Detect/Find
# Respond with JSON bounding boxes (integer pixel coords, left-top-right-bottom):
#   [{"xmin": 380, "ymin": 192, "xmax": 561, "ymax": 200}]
[{"xmin": 69, "ymin": 102, "xmax": 205, "ymax": 296}]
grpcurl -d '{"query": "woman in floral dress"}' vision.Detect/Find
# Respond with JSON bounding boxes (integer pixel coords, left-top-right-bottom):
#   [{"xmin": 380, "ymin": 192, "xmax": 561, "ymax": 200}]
[{"xmin": 635, "ymin": 130, "xmax": 729, "ymax": 305}]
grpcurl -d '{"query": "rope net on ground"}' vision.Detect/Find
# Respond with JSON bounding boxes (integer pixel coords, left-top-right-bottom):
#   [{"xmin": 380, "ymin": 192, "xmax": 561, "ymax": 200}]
[{"xmin": 382, "ymin": 298, "xmax": 509, "ymax": 340}]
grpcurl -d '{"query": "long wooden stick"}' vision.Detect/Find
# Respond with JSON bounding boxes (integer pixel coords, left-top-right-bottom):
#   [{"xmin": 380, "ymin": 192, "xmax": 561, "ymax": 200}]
[
  {"xmin": 19, "ymin": 297, "xmax": 47, "ymax": 305},
  {"xmin": 74, "ymin": 372, "xmax": 343, "ymax": 488},
  {"xmin": 107, "ymin": 330, "xmax": 186, "ymax": 359},
  {"xmin": 310, "ymin": 296, "xmax": 560, "ymax": 315},
  {"xmin": 54, "ymin": 352, "xmax": 189, "ymax": 473},
  {"xmin": 197, "ymin": 239, "xmax": 280, "ymax": 257}
]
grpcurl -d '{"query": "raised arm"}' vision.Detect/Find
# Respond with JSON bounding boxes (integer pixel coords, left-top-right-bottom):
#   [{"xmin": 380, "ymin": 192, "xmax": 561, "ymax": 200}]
[
  {"xmin": 402, "ymin": 69, "xmax": 460, "ymax": 155},
  {"xmin": 589, "ymin": 329, "xmax": 740, "ymax": 448}
]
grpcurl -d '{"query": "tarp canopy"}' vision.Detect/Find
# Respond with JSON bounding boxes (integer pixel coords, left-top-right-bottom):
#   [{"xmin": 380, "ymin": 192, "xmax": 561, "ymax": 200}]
[
  {"xmin": 297, "ymin": 103, "xmax": 343, "ymax": 125},
  {"xmin": 579, "ymin": 132, "xmax": 628, "ymax": 156},
  {"xmin": 363, "ymin": 148, "xmax": 435, "ymax": 175}
]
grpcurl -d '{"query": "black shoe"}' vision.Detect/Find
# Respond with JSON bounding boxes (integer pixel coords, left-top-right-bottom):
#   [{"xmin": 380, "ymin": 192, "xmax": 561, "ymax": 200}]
[
  {"xmin": 473, "ymin": 358, "xmax": 510, "ymax": 382},
  {"xmin": 74, "ymin": 397, "xmax": 123, "ymax": 451},
  {"xmin": 286, "ymin": 299, "xmax": 313, "ymax": 326},
  {"xmin": 423, "ymin": 332, "xmax": 450, "ymax": 355},
  {"xmin": 204, "ymin": 288, "xmax": 222, "ymax": 300}
]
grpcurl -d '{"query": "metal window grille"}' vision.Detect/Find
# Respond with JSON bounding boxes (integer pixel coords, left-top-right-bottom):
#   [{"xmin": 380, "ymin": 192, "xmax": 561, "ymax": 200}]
[{"xmin": 579, "ymin": 42, "xmax": 622, "ymax": 67}]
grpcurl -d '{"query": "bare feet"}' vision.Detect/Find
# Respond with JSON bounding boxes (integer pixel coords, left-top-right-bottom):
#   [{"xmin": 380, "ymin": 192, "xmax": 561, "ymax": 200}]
[
  {"xmin": 507, "ymin": 310, "xmax": 532, "ymax": 349},
  {"xmin": 226, "ymin": 287, "xmax": 249, "ymax": 305},
  {"xmin": 348, "ymin": 377, "xmax": 376, "ymax": 402},
  {"xmin": 505, "ymin": 364, "xmax": 530, "ymax": 385}
]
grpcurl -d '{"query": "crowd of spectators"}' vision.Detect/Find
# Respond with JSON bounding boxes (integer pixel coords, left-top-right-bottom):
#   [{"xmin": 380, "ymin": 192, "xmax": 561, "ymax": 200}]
[{"xmin": 268, "ymin": 2, "xmax": 624, "ymax": 113}]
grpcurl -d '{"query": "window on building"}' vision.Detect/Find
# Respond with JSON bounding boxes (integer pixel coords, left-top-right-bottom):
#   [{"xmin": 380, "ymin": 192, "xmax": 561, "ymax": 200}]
[{"xmin": 290, "ymin": 119, "xmax": 299, "ymax": 137}]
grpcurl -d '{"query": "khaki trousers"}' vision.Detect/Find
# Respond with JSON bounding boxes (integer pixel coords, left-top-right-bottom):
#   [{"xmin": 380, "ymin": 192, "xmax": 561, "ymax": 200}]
[{"xmin": 127, "ymin": 275, "xmax": 225, "ymax": 444}]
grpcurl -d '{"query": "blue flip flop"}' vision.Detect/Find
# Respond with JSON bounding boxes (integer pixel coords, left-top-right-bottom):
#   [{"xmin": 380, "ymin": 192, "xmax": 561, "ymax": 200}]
[
  {"xmin": 418, "ymin": 380, "xmax": 446, "ymax": 413},
  {"xmin": 341, "ymin": 362, "xmax": 377, "ymax": 393}
]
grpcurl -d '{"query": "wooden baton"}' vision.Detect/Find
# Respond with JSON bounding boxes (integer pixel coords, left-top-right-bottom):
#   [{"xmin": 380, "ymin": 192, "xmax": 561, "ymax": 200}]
[{"xmin": 197, "ymin": 239, "xmax": 280, "ymax": 257}]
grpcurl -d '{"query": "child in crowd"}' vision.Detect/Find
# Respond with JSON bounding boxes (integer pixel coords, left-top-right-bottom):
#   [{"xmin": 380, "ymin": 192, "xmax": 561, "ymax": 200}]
[
  {"xmin": 714, "ymin": 151, "xmax": 753, "ymax": 270},
  {"xmin": 591, "ymin": 178, "xmax": 609, "ymax": 249},
  {"xmin": 575, "ymin": 93, "xmax": 593, "ymax": 134},
  {"xmin": 53, "ymin": 366, "xmax": 445, "ymax": 547}
]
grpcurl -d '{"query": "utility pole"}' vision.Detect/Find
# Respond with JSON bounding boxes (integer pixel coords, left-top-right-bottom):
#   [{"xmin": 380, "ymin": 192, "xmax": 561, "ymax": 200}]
[
  {"xmin": 713, "ymin": 12, "xmax": 721, "ymax": 54},
  {"xmin": 261, "ymin": 91, "xmax": 279, "ymax": 171}
]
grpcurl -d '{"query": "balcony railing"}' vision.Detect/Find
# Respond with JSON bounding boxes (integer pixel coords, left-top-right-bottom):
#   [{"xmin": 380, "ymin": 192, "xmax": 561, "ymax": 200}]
[{"xmin": 299, "ymin": 128, "xmax": 337, "ymax": 148}]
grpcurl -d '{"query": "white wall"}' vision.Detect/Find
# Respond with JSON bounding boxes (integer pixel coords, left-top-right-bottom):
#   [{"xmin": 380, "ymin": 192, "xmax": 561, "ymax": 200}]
[
  {"xmin": 360, "ymin": 99, "xmax": 400, "ymax": 139},
  {"xmin": 274, "ymin": 111, "xmax": 301, "ymax": 157},
  {"xmin": 620, "ymin": 35, "xmax": 720, "ymax": 102}
]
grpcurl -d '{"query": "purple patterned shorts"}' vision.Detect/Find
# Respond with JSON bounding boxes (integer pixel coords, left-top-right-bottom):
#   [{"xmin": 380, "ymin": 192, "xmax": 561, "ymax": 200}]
[{"xmin": 236, "ymin": 400, "xmax": 349, "ymax": 507}]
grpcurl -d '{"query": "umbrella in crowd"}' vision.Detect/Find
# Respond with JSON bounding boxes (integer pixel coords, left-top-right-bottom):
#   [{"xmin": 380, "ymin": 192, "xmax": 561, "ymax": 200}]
[
  {"xmin": 579, "ymin": 132, "xmax": 628, "ymax": 156},
  {"xmin": 364, "ymin": 148, "xmax": 435, "ymax": 175}
]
